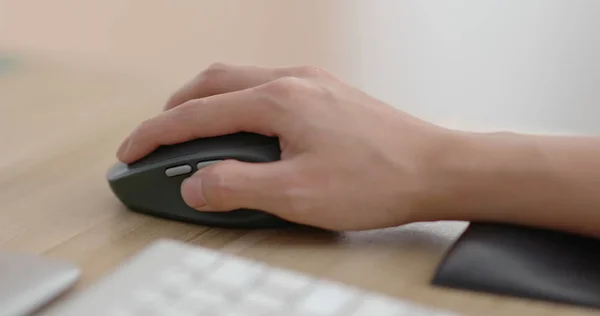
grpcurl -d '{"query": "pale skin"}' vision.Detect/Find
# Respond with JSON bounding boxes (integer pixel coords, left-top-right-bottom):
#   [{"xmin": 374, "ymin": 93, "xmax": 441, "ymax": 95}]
[{"xmin": 117, "ymin": 64, "xmax": 600, "ymax": 237}]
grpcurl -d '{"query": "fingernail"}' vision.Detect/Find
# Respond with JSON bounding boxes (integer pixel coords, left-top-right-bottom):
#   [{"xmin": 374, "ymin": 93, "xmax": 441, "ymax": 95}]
[
  {"xmin": 117, "ymin": 136, "xmax": 131, "ymax": 160},
  {"xmin": 181, "ymin": 177, "xmax": 208, "ymax": 209}
]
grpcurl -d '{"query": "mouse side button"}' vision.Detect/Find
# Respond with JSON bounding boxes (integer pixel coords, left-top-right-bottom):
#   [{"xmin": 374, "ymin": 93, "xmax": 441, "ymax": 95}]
[
  {"xmin": 196, "ymin": 160, "xmax": 222, "ymax": 170},
  {"xmin": 165, "ymin": 165, "xmax": 192, "ymax": 177}
]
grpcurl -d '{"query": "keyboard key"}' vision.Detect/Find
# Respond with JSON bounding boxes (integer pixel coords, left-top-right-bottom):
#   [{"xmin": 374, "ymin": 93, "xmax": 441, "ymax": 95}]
[
  {"xmin": 109, "ymin": 308, "xmax": 135, "ymax": 316},
  {"xmin": 294, "ymin": 281, "xmax": 356, "ymax": 315},
  {"xmin": 220, "ymin": 311, "xmax": 252, "ymax": 316},
  {"xmin": 182, "ymin": 286, "xmax": 230, "ymax": 307},
  {"xmin": 131, "ymin": 298, "xmax": 174, "ymax": 316},
  {"xmin": 206, "ymin": 256, "xmax": 266, "ymax": 290},
  {"xmin": 222, "ymin": 302, "xmax": 280, "ymax": 316},
  {"xmin": 238, "ymin": 290, "xmax": 286, "ymax": 312},
  {"xmin": 166, "ymin": 309, "xmax": 196, "ymax": 316},
  {"xmin": 182, "ymin": 248, "xmax": 220, "ymax": 271},
  {"xmin": 401, "ymin": 306, "xmax": 455, "ymax": 316},
  {"xmin": 159, "ymin": 267, "xmax": 196, "ymax": 295},
  {"xmin": 169, "ymin": 301, "xmax": 216, "ymax": 316},
  {"xmin": 259, "ymin": 268, "xmax": 313, "ymax": 299},
  {"xmin": 132, "ymin": 288, "xmax": 164, "ymax": 304},
  {"xmin": 161, "ymin": 302, "xmax": 212, "ymax": 316},
  {"xmin": 130, "ymin": 288, "xmax": 175, "ymax": 313},
  {"xmin": 45, "ymin": 239, "xmax": 461, "ymax": 316},
  {"xmin": 350, "ymin": 294, "xmax": 406, "ymax": 315}
]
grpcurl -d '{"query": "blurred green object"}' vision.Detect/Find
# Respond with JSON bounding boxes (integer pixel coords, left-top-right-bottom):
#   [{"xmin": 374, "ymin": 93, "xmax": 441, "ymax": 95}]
[{"xmin": 0, "ymin": 54, "xmax": 17, "ymax": 75}]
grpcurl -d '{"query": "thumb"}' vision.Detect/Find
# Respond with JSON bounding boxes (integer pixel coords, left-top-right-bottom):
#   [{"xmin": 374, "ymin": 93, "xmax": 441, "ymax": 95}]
[{"xmin": 180, "ymin": 159, "xmax": 291, "ymax": 214}]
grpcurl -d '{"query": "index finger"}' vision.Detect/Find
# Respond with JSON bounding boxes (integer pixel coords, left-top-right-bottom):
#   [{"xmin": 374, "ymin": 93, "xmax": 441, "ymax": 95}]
[
  {"xmin": 117, "ymin": 87, "xmax": 279, "ymax": 164},
  {"xmin": 164, "ymin": 64, "xmax": 281, "ymax": 110},
  {"xmin": 164, "ymin": 64, "xmax": 326, "ymax": 111}
]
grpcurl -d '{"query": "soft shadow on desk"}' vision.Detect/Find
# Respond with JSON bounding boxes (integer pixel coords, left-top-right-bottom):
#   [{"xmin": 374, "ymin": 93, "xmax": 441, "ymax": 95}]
[
  {"xmin": 252, "ymin": 221, "xmax": 467, "ymax": 252},
  {"xmin": 112, "ymin": 197, "xmax": 466, "ymax": 256}
]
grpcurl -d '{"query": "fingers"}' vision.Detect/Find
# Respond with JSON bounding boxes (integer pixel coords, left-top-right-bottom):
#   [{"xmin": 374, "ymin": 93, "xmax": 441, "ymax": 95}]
[
  {"xmin": 180, "ymin": 159, "xmax": 295, "ymax": 215},
  {"xmin": 164, "ymin": 63, "xmax": 276, "ymax": 110},
  {"xmin": 117, "ymin": 63, "xmax": 334, "ymax": 163},
  {"xmin": 117, "ymin": 85, "xmax": 279, "ymax": 163},
  {"xmin": 164, "ymin": 63, "xmax": 333, "ymax": 110}
]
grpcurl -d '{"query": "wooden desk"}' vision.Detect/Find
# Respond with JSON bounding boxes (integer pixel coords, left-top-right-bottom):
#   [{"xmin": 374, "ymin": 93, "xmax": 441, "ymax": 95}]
[{"xmin": 0, "ymin": 2, "xmax": 597, "ymax": 315}]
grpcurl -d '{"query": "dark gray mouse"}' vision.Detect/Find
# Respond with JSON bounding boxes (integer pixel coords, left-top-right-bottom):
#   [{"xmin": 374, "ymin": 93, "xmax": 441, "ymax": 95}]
[{"xmin": 106, "ymin": 132, "xmax": 295, "ymax": 228}]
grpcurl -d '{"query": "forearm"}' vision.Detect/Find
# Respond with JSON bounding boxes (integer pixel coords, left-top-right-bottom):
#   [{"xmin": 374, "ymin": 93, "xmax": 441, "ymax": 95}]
[{"xmin": 425, "ymin": 131, "xmax": 600, "ymax": 237}]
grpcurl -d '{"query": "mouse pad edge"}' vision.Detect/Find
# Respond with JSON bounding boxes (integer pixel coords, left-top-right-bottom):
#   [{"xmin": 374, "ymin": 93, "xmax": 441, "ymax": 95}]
[{"xmin": 431, "ymin": 222, "xmax": 600, "ymax": 310}]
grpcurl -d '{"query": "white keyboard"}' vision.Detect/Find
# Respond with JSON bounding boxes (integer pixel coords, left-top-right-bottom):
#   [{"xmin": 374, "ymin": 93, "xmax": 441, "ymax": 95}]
[{"xmin": 41, "ymin": 239, "xmax": 459, "ymax": 316}]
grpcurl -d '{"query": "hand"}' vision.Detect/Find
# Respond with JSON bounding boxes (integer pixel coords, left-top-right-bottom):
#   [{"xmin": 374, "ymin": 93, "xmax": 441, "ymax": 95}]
[{"xmin": 116, "ymin": 63, "xmax": 459, "ymax": 231}]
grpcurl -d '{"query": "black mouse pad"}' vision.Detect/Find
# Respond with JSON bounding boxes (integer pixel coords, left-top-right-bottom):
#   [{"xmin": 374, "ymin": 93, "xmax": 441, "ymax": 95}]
[{"xmin": 432, "ymin": 222, "xmax": 600, "ymax": 309}]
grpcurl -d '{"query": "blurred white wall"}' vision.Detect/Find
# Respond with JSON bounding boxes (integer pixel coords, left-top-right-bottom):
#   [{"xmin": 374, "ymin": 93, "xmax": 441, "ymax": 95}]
[
  {"xmin": 336, "ymin": 0, "xmax": 600, "ymax": 134},
  {"xmin": 0, "ymin": 1, "xmax": 338, "ymax": 79},
  {"xmin": 2, "ymin": 0, "xmax": 599, "ymax": 135}
]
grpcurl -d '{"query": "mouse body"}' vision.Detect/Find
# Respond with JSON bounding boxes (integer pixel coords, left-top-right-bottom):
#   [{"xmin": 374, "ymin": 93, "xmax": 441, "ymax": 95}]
[{"xmin": 107, "ymin": 132, "xmax": 294, "ymax": 228}]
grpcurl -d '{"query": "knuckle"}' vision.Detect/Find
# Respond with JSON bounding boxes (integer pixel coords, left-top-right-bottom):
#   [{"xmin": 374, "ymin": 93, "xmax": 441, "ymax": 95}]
[
  {"xmin": 165, "ymin": 93, "xmax": 180, "ymax": 109},
  {"xmin": 198, "ymin": 62, "xmax": 229, "ymax": 83},
  {"xmin": 176, "ymin": 98, "xmax": 202, "ymax": 114},
  {"xmin": 165, "ymin": 62, "xmax": 230, "ymax": 109},
  {"xmin": 134, "ymin": 118, "xmax": 153, "ymax": 136},
  {"xmin": 279, "ymin": 183, "xmax": 314, "ymax": 216},
  {"xmin": 165, "ymin": 101, "xmax": 197, "ymax": 128},
  {"xmin": 261, "ymin": 76, "xmax": 313, "ymax": 98},
  {"xmin": 292, "ymin": 65, "xmax": 333, "ymax": 79},
  {"xmin": 129, "ymin": 118, "xmax": 158, "ymax": 146},
  {"xmin": 206, "ymin": 62, "xmax": 229, "ymax": 73},
  {"xmin": 271, "ymin": 76, "xmax": 305, "ymax": 91},
  {"xmin": 286, "ymin": 197, "xmax": 312, "ymax": 216}
]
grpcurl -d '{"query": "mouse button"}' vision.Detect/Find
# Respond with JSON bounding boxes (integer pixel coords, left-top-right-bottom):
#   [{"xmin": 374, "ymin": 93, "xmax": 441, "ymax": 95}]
[
  {"xmin": 133, "ymin": 145, "xmax": 194, "ymax": 166},
  {"xmin": 129, "ymin": 138, "xmax": 209, "ymax": 167},
  {"xmin": 165, "ymin": 165, "xmax": 193, "ymax": 177},
  {"xmin": 196, "ymin": 160, "xmax": 222, "ymax": 170}
]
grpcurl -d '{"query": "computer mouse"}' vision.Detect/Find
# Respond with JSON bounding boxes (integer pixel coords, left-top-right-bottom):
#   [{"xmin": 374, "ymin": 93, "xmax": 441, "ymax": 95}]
[{"xmin": 106, "ymin": 132, "xmax": 295, "ymax": 229}]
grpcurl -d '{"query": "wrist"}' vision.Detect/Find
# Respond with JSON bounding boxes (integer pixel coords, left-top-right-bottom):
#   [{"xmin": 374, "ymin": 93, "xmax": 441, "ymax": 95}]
[
  {"xmin": 415, "ymin": 130, "xmax": 543, "ymax": 223},
  {"xmin": 410, "ymin": 127, "xmax": 600, "ymax": 237}
]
